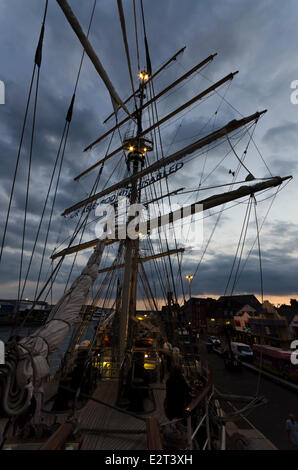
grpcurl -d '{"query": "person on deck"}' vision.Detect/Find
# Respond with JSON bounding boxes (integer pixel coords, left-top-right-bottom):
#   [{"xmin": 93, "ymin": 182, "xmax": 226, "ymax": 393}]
[
  {"xmin": 127, "ymin": 353, "xmax": 149, "ymax": 412},
  {"xmin": 286, "ymin": 413, "xmax": 298, "ymax": 449},
  {"xmin": 163, "ymin": 339, "xmax": 173, "ymax": 372},
  {"xmin": 165, "ymin": 366, "xmax": 191, "ymax": 421}
]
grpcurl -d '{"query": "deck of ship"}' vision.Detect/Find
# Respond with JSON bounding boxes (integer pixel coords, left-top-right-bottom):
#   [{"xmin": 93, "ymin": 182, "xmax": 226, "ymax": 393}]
[{"xmin": 78, "ymin": 379, "xmax": 148, "ymax": 450}]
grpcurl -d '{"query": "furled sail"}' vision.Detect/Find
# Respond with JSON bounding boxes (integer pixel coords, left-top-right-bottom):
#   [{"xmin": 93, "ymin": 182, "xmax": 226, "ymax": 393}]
[{"xmin": 0, "ymin": 241, "xmax": 105, "ymax": 416}]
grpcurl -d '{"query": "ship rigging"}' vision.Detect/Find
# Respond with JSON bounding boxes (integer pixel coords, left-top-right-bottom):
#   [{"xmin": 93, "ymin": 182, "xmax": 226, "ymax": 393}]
[{"xmin": 0, "ymin": 0, "xmax": 293, "ymax": 451}]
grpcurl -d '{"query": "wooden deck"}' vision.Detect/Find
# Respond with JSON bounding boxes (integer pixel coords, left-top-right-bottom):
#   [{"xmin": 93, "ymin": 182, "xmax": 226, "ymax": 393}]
[
  {"xmin": 0, "ymin": 379, "xmax": 166, "ymax": 450},
  {"xmin": 151, "ymin": 386, "xmax": 167, "ymax": 423},
  {"xmin": 78, "ymin": 380, "xmax": 148, "ymax": 450},
  {"xmin": 0, "ymin": 361, "xmax": 173, "ymax": 450}
]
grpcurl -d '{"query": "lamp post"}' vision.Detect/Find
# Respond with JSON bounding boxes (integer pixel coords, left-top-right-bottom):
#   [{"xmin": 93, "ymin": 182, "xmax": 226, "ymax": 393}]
[
  {"xmin": 185, "ymin": 275, "xmax": 194, "ymax": 334},
  {"xmin": 185, "ymin": 275, "xmax": 194, "ymax": 300}
]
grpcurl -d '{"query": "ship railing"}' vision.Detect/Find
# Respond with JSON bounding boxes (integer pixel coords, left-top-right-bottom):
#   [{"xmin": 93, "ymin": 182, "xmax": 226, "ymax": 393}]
[
  {"xmin": 214, "ymin": 397, "xmax": 226, "ymax": 450},
  {"xmin": 158, "ymin": 362, "xmax": 220, "ymax": 450},
  {"xmin": 184, "ymin": 365, "xmax": 214, "ymax": 450}
]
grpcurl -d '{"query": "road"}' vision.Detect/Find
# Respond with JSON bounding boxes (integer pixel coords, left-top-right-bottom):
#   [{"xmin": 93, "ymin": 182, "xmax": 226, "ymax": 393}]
[{"xmin": 204, "ymin": 349, "xmax": 297, "ymax": 450}]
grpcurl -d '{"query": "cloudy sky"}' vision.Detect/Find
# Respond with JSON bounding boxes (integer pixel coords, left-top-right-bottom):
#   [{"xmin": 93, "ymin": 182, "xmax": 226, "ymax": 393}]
[{"xmin": 0, "ymin": 0, "xmax": 298, "ymax": 308}]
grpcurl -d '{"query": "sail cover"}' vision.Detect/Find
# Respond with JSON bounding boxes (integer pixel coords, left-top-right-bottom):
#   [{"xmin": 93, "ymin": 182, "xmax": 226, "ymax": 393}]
[{"xmin": 0, "ymin": 241, "xmax": 104, "ymax": 416}]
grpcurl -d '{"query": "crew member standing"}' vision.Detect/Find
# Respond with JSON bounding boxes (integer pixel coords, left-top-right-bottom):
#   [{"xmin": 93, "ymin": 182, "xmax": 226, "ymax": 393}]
[
  {"xmin": 165, "ymin": 366, "xmax": 191, "ymax": 421},
  {"xmin": 286, "ymin": 413, "xmax": 298, "ymax": 449}
]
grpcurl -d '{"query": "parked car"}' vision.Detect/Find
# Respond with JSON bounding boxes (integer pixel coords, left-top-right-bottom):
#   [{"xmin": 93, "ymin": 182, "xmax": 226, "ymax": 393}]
[
  {"xmin": 208, "ymin": 336, "xmax": 221, "ymax": 347},
  {"xmin": 231, "ymin": 342, "xmax": 253, "ymax": 362}
]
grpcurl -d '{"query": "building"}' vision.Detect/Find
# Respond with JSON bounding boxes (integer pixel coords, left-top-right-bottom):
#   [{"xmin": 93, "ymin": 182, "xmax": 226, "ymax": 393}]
[
  {"xmin": 278, "ymin": 299, "xmax": 298, "ymax": 339},
  {"xmin": 248, "ymin": 300, "xmax": 292, "ymax": 348},
  {"xmin": 206, "ymin": 294, "xmax": 261, "ymax": 335},
  {"xmin": 233, "ymin": 304, "xmax": 256, "ymax": 342},
  {"xmin": 290, "ymin": 315, "xmax": 298, "ymax": 338},
  {"xmin": 217, "ymin": 295, "xmax": 261, "ymax": 312},
  {"xmin": 182, "ymin": 297, "xmax": 217, "ymax": 331}
]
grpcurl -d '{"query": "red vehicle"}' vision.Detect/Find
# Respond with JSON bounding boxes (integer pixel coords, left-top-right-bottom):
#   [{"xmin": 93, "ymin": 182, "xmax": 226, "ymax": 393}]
[
  {"xmin": 134, "ymin": 337, "xmax": 153, "ymax": 348},
  {"xmin": 253, "ymin": 344, "xmax": 298, "ymax": 383}
]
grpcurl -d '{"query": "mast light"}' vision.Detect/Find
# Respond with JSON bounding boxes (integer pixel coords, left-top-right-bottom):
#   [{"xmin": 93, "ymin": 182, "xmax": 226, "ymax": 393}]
[{"xmin": 138, "ymin": 70, "xmax": 149, "ymax": 82}]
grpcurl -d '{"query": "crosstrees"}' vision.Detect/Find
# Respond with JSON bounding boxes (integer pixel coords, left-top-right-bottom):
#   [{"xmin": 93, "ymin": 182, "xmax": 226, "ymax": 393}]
[
  {"xmin": 97, "ymin": 248, "xmax": 185, "ymax": 274},
  {"xmin": 102, "ymin": 46, "xmax": 186, "ymax": 124},
  {"xmin": 53, "ymin": 175, "xmax": 291, "ymax": 259},
  {"xmin": 84, "ymin": 54, "xmax": 217, "ymax": 152},
  {"xmin": 64, "ymin": 110, "xmax": 267, "ymax": 215},
  {"xmin": 75, "ymin": 71, "xmax": 239, "ymax": 181}
]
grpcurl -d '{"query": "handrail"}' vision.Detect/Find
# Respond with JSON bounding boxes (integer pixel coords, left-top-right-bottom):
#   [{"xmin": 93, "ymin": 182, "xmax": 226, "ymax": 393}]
[
  {"xmin": 187, "ymin": 367, "xmax": 213, "ymax": 413},
  {"xmin": 40, "ymin": 422, "xmax": 75, "ymax": 450},
  {"xmin": 158, "ymin": 360, "xmax": 222, "ymax": 450},
  {"xmin": 185, "ymin": 364, "xmax": 214, "ymax": 450},
  {"xmin": 187, "ymin": 381, "xmax": 213, "ymax": 413},
  {"xmin": 146, "ymin": 417, "xmax": 163, "ymax": 450},
  {"xmin": 191, "ymin": 412, "xmax": 207, "ymax": 440}
]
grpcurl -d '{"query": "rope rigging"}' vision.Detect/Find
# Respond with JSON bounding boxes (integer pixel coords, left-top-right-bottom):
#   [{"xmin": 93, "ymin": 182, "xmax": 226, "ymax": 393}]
[
  {"xmin": 132, "ymin": 0, "xmax": 140, "ymax": 72},
  {"xmin": 186, "ymin": 115, "xmax": 262, "ymax": 287},
  {"xmin": 34, "ymin": 0, "xmax": 98, "ymax": 300},
  {"xmin": 178, "ymin": 83, "xmax": 244, "ymax": 286},
  {"xmin": 18, "ymin": 62, "xmax": 41, "ymax": 304},
  {"xmin": 0, "ymin": 0, "xmax": 294, "ymax": 442},
  {"xmin": 226, "ymin": 134, "xmax": 254, "ymax": 178},
  {"xmin": 224, "ymin": 196, "xmax": 253, "ymax": 297},
  {"xmin": 147, "ymin": 81, "xmax": 179, "ymax": 304},
  {"xmin": 15, "ymin": 0, "xmax": 99, "ymax": 329},
  {"xmin": 117, "ymin": 0, "xmax": 137, "ymax": 110},
  {"xmin": 253, "ymin": 196, "xmax": 264, "ymax": 304},
  {"xmin": 0, "ymin": 0, "xmax": 48, "ymax": 270}
]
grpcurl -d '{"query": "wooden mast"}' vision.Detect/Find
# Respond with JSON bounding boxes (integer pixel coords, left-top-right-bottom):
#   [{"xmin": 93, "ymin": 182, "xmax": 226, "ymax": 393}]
[{"xmin": 119, "ymin": 73, "xmax": 149, "ymax": 363}]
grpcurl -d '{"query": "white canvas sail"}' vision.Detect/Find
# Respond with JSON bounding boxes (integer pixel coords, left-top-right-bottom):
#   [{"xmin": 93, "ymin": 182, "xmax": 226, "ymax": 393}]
[{"xmin": 1, "ymin": 241, "xmax": 104, "ymax": 415}]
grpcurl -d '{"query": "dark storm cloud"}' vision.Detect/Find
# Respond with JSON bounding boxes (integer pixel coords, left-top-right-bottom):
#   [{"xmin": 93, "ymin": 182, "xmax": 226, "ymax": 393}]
[
  {"xmin": 141, "ymin": 218, "xmax": 298, "ymax": 299},
  {"xmin": 262, "ymin": 122, "xmax": 298, "ymax": 152},
  {"xmin": 0, "ymin": 0, "xmax": 297, "ymax": 302}
]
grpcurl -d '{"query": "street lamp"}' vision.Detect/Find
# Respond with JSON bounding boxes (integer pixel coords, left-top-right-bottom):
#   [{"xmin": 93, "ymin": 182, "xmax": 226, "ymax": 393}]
[{"xmin": 185, "ymin": 275, "xmax": 194, "ymax": 300}]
